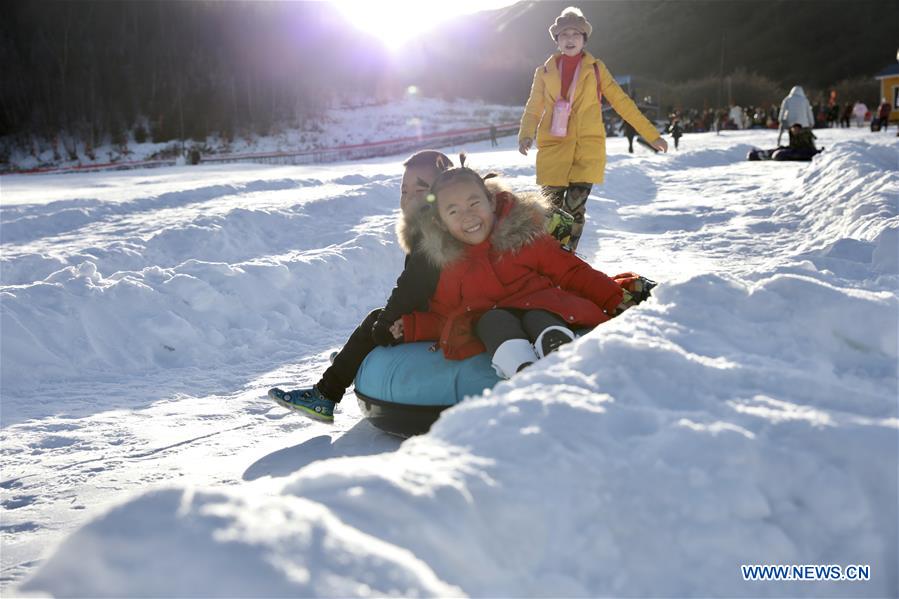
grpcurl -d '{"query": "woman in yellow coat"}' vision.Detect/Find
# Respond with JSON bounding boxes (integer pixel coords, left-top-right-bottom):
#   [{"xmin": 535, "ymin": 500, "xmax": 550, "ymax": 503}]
[{"xmin": 519, "ymin": 6, "xmax": 667, "ymax": 251}]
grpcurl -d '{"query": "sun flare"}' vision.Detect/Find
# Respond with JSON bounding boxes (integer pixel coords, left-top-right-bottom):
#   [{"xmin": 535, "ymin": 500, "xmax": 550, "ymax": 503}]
[{"xmin": 332, "ymin": 0, "xmax": 516, "ymax": 50}]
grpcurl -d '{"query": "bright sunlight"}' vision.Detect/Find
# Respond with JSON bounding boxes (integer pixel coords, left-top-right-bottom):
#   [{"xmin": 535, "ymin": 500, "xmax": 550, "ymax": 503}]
[{"xmin": 332, "ymin": 0, "xmax": 518, "ymax": 50}]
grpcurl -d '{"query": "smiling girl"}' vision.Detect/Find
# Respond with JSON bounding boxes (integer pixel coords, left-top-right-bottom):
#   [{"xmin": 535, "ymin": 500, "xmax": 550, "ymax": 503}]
[
  {"xmin": 268, "ymin": 150, "xmax": 452, "ymax": 422},
  {"xmin": 519, "ymin": 6, "xmax": 667, "ymax": 251},
  {"xmin": 395, "ymin": 158, "xmax": 638, "ymax": 379}
]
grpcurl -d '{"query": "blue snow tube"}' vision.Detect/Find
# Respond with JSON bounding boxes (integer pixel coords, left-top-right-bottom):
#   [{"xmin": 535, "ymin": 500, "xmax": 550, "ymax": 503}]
[{"xmin": 355, "ymin": 342, "xmax": 501, "ymax": 437}]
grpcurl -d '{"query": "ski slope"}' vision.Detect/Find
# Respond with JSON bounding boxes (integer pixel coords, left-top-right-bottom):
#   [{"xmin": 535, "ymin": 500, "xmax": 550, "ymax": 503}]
[{"xmin": 2, "ymin": 126, "xmax": 897, "ymax": 597}]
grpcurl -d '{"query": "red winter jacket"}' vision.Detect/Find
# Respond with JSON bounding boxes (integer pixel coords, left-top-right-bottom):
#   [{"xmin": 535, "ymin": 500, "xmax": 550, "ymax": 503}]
[{"xmin": 402, "ymin": 190, "xmax": 624, "ymax": 360}]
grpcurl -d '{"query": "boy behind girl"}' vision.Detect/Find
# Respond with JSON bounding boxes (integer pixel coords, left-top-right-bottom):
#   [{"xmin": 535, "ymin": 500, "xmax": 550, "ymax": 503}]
[{"xmin": 268, "ymin": 151, "xmax": 452, "ymax": 422}]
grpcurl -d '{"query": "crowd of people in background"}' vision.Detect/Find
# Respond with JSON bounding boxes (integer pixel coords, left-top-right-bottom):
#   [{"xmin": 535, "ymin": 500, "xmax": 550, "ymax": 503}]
[
  {"xmin": 604, "ymin": 92, "xmax": 894, "ymax": 142},
  {"xmin": 609, "ymin": 100, "xmax": 891, "ymax": 135},
  {"xmin": 595, "ymin": 85, "xmax": 895, "ymax": 164},
  {"xmin": 605, "ymin": 104, "xmax": 782, "ymax": 138}
]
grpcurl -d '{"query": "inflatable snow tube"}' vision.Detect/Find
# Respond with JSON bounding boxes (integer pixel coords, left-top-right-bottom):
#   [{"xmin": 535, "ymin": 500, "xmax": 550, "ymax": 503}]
[{"xmin": 355, "ymin": 342, "xmax": 500, "ymax": 437}]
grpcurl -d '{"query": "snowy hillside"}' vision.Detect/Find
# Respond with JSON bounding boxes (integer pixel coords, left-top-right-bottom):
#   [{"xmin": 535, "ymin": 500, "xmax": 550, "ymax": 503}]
[
  {"xmin": 2, "ymin": 125, "xmax": 897, "ymax": 597},
  {"xmin": 4, "ymin": 95, "xmax": 522, "ymax": 172}
]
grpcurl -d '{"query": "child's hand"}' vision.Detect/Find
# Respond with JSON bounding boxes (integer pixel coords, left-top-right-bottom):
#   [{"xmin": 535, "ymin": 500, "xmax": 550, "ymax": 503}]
[
  {"xmin": 371, "ymin": 318, "xmax": 398, "ymax": 346},
  {"xmin": 389, "ymin": 318, "xmax": 404, "ymax": 340},
  {"xmin": 651, "ymin": 137, "xmax": 669, "ymax": 153},
  {"xmin": 519, "ymin": 137, "xmax": 533, "ymax": 156}
]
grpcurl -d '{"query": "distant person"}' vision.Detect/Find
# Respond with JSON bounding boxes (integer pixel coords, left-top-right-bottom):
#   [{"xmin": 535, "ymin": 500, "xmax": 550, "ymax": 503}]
[
  {"xmin": 268, "ymin": 151, "xmax": 452, "ymax": 423},
  {"xmin": 876, "ymin": 99, "xmax": 891, "ymax": 131},
  {"xmin": 777, "ymin": 86, "xmax": 814, "ymax": 145},
  {"xmin": 852, "ymin": 100, "xmax": 868, "ymax": 127},
  {"xmin": 751, "ymin": 106, "xmax": 767, "ymax": 129},
  {"xmin": 826, "ymin": 91, "xmax": 839, "ymax": 127},
  {"xmin": 840, "ymin": 102, "xmax": 853, "ymax": 128},
  {"xmin": 489, "ymin": 124, "xmax": 499, "ymax": 147},
  {"xmin": 668, "ymin": 117, "xmax": 684, "ymax": 150},
  {"xmin": 518, "ymin": 6, "xmax": 667, "ymax": 252},
  {"xmin": 728, "ymin": 104, "xmax": 746, "ymax": 129},
  {"xmin": 744, "ymin": 106, "xmax": 755, "ymax": 129},
  {"xmin": 813, "ymin": 100, "xmax": 827, "ymax": 128},
  {"xmin": 748, "ymin": 123, "xmax": 820, "ymax": 162},
  {"xmin": 621, "ymin": 119, "xmax": 637, "ymax": 153},
  {"xmin": 715, "ymin": 108, "xmax": 726, "ymax": 134},
  {"xmin": 772, "ymin": 124, "xmax": 820, "ymax": 161},
  {"xmin": 827, "ymin": 103, "xmax": 840, "ymax": 128},
  {"xmin": 767, "ymin": 105, "xmax": 779, "ymax": 128}
]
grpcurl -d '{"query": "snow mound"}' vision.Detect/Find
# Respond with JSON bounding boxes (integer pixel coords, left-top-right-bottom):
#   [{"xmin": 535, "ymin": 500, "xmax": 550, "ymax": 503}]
[
  {"xmin": 789, "ymin": 141, "xmax": 898, "ymax": 244},
  {"xmin": 1, "ymin": 177, "xmax": 408, "ymax": 392},
  {"xmin": 661, "ymin": 143, "xmax": 758, "ymax": 168},
  {"xmin": 771, "ymin": 141, "xmax": 899, "ymax": 289},
  {"xmin": 871, "ymin": 226, "xmax": 898, "ymax": 274},
  {"xmin": 1, "ymin": 234, "xmax": 399, "ymax": 392},
  {"xmin": 22, "ymin": 487, "xmax": 460, "ymax": 597},
  {"xmin": 22, "ymin": 272, "xmax": 897, "ymax": 597}
]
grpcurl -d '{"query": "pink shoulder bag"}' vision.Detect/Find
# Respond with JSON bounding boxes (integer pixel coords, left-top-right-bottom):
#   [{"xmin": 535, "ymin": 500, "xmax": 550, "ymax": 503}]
[{"xmin": 550, "ymin": 61, "xmax": 582, "ymax": 137}]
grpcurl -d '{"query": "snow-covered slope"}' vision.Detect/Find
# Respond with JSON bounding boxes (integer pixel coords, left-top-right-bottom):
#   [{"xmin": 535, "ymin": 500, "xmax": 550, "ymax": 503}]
[
  {"xmin": 4, "ymin": 95, "xmax": 522, "ymax": 172},
  {"xmin": 2, "ymin": 126, "xmax": 897, "ymax": 597}
]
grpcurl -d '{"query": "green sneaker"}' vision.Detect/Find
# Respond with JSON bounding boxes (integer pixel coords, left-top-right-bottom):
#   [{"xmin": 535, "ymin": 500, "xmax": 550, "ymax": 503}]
[{"xmin": 268, "ymin": 386, "xmax": 335, "ymax": 423}]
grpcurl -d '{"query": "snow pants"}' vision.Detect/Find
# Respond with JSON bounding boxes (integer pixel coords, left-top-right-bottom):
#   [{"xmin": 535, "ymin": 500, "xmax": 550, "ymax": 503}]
[
  {"xmin": 475, "ymin": 309, "xmax": 570, "ymax": 355},
  {"xmin": 317, "ymin": 308, "xmax": 381, "ymax": 402}
]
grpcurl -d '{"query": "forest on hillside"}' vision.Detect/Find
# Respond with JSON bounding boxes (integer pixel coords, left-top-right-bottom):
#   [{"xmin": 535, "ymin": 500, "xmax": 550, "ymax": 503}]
[
  {"xmin": 0, "ymin": 2, "xmax": 394, "ymax": 153},
  {"xmin": 2, "ymin": 0, "xmax": 895, "ymax": 150}
]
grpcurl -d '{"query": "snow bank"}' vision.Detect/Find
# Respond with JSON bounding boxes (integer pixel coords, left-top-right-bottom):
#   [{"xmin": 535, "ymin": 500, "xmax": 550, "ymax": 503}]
[
  {"xmin": 1, "ymin": 177, "xmax": 405, "ymax": 393},
  {"xmin": 789, "ymin": 141, "xmax": 898, "ymax": 249},
  {"xmin": 18, "ymin": 137, "xmax": 898, "ymax": 597},
  {"xmin": 21, "ymin": 271, "xmax": 897, "ymax": 597},
  {"xmin": 775, "ymin": 141, "xmax": 898, "ymax": 291},
  {"xmin": 21, "ymin": 487, "xmax": 460, "ymax": 597}
]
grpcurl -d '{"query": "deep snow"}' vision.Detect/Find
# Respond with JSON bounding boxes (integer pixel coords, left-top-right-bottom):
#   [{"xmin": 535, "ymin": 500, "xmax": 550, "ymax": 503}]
[{"xmin": 1, "ymin": 123, "xmax": 897, "ymax": 597}]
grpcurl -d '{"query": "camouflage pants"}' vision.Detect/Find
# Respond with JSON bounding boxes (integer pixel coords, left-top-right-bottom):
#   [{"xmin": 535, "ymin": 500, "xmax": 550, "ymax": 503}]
[{"xmin": 542, "ymin": 182, "xmax": 593, "ymax": 251}]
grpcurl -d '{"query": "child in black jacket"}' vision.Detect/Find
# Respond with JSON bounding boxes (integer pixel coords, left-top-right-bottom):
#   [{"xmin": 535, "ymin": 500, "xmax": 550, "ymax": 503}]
[
  {"xmin": 268, "ymin": 151, "xmax": 451, "ymax": 422},
  {"xmin": 669, "ymin": 117, "xmax": 684, "ymax": 150}
]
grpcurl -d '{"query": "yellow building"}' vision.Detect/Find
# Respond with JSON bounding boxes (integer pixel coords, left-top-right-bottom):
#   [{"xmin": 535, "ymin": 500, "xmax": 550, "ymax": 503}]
[{"xmin": 874, "ymin": 62, "xmax": 899, "ymax": 123}]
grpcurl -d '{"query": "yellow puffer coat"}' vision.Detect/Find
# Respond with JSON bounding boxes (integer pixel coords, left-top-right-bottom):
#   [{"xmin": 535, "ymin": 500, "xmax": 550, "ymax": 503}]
[{"xmin": 519, "ymin": 51, "xmax": 661, "ymax": 187}]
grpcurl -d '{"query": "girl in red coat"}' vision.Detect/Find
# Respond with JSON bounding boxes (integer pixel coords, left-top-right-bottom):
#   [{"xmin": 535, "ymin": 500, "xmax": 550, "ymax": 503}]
[{"xmin": 394, "ymin": 160, "xmax": 634, "ymax": 379}]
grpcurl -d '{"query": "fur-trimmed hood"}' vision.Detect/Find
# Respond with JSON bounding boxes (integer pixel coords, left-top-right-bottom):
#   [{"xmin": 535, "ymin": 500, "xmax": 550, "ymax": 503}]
[
  {"xmin": 418, "ymin": 182, "xmax": 551, "ymax": 268},
  {"xmin": 400, "ymin": 180, "xmax": 623, "ymax": 361},
  {"xmin": 395, "ymin": 204, "xmax": 433, "ymax": 255}
]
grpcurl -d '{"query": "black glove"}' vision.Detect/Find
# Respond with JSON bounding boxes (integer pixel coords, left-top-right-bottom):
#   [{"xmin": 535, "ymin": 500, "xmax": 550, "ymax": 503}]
[
  {"xmin": 371, "ymin": 317, "xmax": 400, "ymax": 347},
  {"xmin": 628, "ymin": 276, "xmax": 657, "ymax": 304}
]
